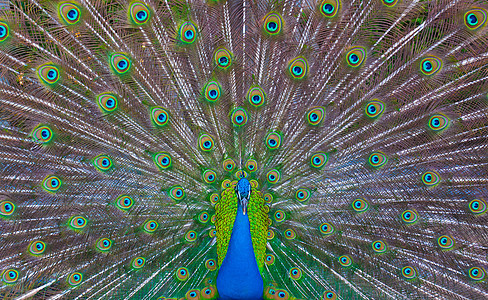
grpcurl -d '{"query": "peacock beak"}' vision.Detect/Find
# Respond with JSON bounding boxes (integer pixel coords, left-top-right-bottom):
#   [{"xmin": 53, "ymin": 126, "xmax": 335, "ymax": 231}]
[{"xmin": 240, "ymin": 198, "xmax": 248, "ymax": 215}]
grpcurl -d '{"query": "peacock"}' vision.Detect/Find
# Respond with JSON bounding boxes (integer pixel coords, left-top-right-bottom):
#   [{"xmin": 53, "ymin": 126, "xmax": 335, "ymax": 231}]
[{"xmin": 0, "ymin": 0, "xmax": 487, "ymax": 299}]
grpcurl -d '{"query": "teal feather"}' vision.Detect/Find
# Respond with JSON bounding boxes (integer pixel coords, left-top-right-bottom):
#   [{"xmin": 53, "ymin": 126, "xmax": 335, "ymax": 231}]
[{"xmin": 0, "ymin": 0, "xmax": 488, "ymax": 299}]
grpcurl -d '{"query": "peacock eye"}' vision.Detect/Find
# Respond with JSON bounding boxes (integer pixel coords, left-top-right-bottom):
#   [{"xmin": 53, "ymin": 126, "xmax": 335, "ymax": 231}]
[
  {"xmin": 169, "ymin": 186, "xmax": 185, "ymax": 201},
  {"xmin": 97, "ymin": 93, "xmax": 118, "ymax": 113},
  {"xmin": 199, "ymin": 134, "xmax": 215, "ymax": 151},
  {"xmin": 437, "ymin": 235, "xmax": 454, "ymax": 250},
  {"xmin": 289, "ymin": 267, "xmax": 302, "ymax": 280},
  {"xmin": 401, "ymin": 209, "xmax": 418, "ymax": 224},
  {"xmin": 231, "ymin": 108, "xmax": 248, "ymax": 127},
  {"xmin": 428, "ymin": 114, "xmax": 449, "ymax": 131},
  {"xmin": 346, "ymin": 47, "xmax": 366, "ymax": 67},
  {"xmin": 179, "ymin": 21, "xmax": 197, "ymax": 44},
  {"xmin": 67, "ymin": 272, "xmax": 83, "ymax": 286},
  {"xmin": 129, "ymin": 2, "xmax": 151, "ymax": 25},
  {"xmin": 42, "ymin": 175, "xmax": 62, "ymax": 193},
  {"xmin": 267, "ymin": 170, "xmax": 280, "ymax": 184},
  {"xmin": 29, "ymin": 240, "xmax": 46, "ymax": 255},
  {"xmin": 402, "ymin": 266, "xmax": 417, "ymax": 279},
  {"xmin": 143, "ymin": 220, "xmax": 159, "ymax": 233},
  {"xmin": 420, "ymin": 56, "xmax": 442, "ymax": 76},
  {"xmin": 214, "ymin": 48, "xmax": 232, "ymax": 69},
  {"xmin": 32, "ymin": 125, "xmax": 53, "ymax": 144},
  {"xmin": 116, "ymin": 195, "xmax": 133, "ymax": 211},
  {"xmin": 422, "ymin": 171, "xmax": 440, "ymax": 187},
  {"xmin": 381, "ymin": 0, "xmax": 398, "ymax": 7},
  {"xmin": 274, "ymin": 210, "xmax": 285, "ymax": 222},
  {"xmin": 338, "ymin": 255, "xmax": 352, "ymax": 267},
  {"xmin": 266, "ymin": 132, "xmax": 282, "ymax": 149},
  {"xmin": 93, "ymin": 155, "xmax": 113, "ymax": 172},
  {"xmin": 263, "ymin": 13, "xmax": 283, "ymax": 35},
  {"xmin": 368, "ymin": 152, "xmax": 387, "ymax": 168},
  {"xmin": 248, "ymin": 86, "xmax": 266, "ymax": 107},
  {"xmin": 464, "ymin": 9, "xmax": 487, "ymax": 30},
  {"xmin": 0, "ymin": 22, "xmax": 10, "ymax": 42},
  {"xmin": 204, "ymin": 81, "xmax": 221, "ymax": 102},
  {"xmin": 110, "ymin": 53, "xmax": 131, "ymax": 74},
  {"xmin": 69, "ymin": 216, "xmax": 87, "ymax": 230},
  {"xmin": 371, "ymin": 240, "xmax": 387, "ymax": 253},
  {"xmin": 96, "ymin": 238, "xmax": 112, "ymax": 252},
  {"xmin": 306, "ymin": 107, "xmax": 325, "ymax": 125},
  {"xmin": 59, "ymin": 3, "xmax": 81, "ymax": 25},
  {"xmin": 288, "ymin": 57, "xmax": 308, "ymax": 79},
  {"xmin": 324, "ymin": 291, "xmax": 337, "ymax": 299},
  {"xmin": 131, "ymin": 257, "xmax": 145, "ymax": 269},
  {"xmin": 320, "ymin": 0, "xmax": 340, "ymax": 18},
  {"xmin": 320, "ymin": 222, "xmax": 334, "ymax": 235},
  {"xmin": 154, "ymin": 152, "xmax": 171, "ymax": 169},
  {"xmin": 352, "ymin": 198, "xmax": 369, "ymax": 212},
  {"xmin": 150, "ymin": 107, "xmax": 169, "ymax": 127},
  {"xmin": 365, "ymin": 100, "xmax": 385, "ymax": 118},
  {"xmin": 469, "ymin": 267, "xmax": 486, "ymax": 281},
  {"xmin": 37, "ymin": 64, "xmax": 60, "ymax": 85}
]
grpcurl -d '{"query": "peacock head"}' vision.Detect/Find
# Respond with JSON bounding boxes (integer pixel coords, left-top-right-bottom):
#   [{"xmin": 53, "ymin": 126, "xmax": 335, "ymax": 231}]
[{"xmin": 236, "ymin": 170, "xmax": 251, "ymax": 215}]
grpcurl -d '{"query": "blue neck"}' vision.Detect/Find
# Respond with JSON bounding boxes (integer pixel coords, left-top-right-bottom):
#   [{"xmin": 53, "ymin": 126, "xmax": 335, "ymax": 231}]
[{"xmin": 216, "ymin": 202, "xmax": 263, "ymax": 299}]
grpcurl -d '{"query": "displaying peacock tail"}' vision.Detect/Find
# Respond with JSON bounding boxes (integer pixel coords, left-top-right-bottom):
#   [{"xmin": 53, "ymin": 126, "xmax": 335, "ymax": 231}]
[{"xmin": 0, "ymin": 0, "xmax": 488, "ymax": 299}]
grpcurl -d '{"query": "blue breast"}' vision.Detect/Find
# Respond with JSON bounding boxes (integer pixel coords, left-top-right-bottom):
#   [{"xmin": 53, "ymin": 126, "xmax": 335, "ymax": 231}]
[{"xmin": 216, "ymin": 201, "xmax": 263, "ymax": 299}]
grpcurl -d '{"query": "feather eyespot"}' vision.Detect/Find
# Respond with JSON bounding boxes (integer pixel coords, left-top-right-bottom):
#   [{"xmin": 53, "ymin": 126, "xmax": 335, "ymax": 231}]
[
  {"xmin": 221, "ymin": 179, "xmax": 232, "ymax": 189},
  {"xmin": 209, "ymin": 228, "xmax": 217, "ymax": 238},
  {"xmin": 199, "ymin": 134, "xmax": 215, "ymax": 151},
  {"xmin": 59, "ymin": 2, "xmax": 81, "ymax": 25},
  {"xmin": 464, "ymin": 9, "xmax": 487, "ymax": 30},
  {"xmin": 96, "ymin": 238, "xmax": 112, "ymax": 252},
  {"xmin": 179, "ymin": 22, "xmax": 197, "ymax": 44},
  {"xmin": 205, "ymin": 259, "xmax": 217, "ymax": 271},
  {"xmin": 214, "ymin": 48, "xmax": 232, "ymax": 69},
  {"xmin": 2, "ymin": 269, "xmax": 19, "ymax": 284},
  {"xmin": 275, "ymin": 290, "xmax": 290, "ymax": 299},
  {"xmin": 381, "ymin": 0, "xmax": 398, "ymax": 7},
  {"xmin": 231, "ymin": 108, "xmax": 248, "ymax": 127},
  {"xmin": 437, "ymin": 235, "xmax": 454, "ymax": 250},
  {"xmin": 0, "ymin": 22, "xmax": 10, "ymax": 42},
  {"xmin": 223, "ymin": 158, "xmax": 236, "ymax": 172},
  {"xmin": 131, "ymin": 257, "xmax": 145, "ymax": 269},
  {"xmin": 116, "ymin": 195, "xmax": 133, "ymax": 211},
  {"xmin": 69, "ymin": 216, "xmax": 87, "ymax": 230},
  {"xmin": 176, "ymin": 267, "xmax": 189, "ymax": 281},
  {"xmin": 204, "ymin": 81, "xmax": 221, "ymax": 102},
  {"xmin": 267, "ymin": 170, "xmax": 280, "ymax": 184},
  {"xmin": 97, "ymin": 93, "xmax": 118, "ymax": 113},
  {"xmin": 110, "ymin": 53, "xmax": 131, "ymax": 74},
  {"xmin": 266, "ymin": 132, "xmax": 282, "ymax": 149},
  {"xmin": 365, "ymin": 100, "xmax": 385, "ymax": 118},
  {"xmin": 352, "ymin": 198, "xmax": 369, "ymax": 212},
  {"xmin": 210, "ymin": 193, "xmax": 219, "ymax": 204},
  {"xmin": 143, "ymin": 220, "xmax": 159, "ymax": 233},
  {"xmin": 0, "ymin": 200, "xmax": 15, "ymax": 217},
  {"xmin": 150, "ymin": 107, "xmax": 169, "ymax": 127},
  {"xmin": 93, "ymin": 155, "xmax": 113, "ymax": 172},
  {"xmin": 203, "ymin": 170, "xmax": 217, "ymax": 184},
  {"xmin": 289, "ymin": 267, "xmax": 302, "ymax": 280},
  {"xmin": 185, "ymin": 230, "xmax": 197, "ymax": 242},
  {"xmin": 422, "ymin": 171, "xmax": 440, "ymax": 187},
  {"xmin": 372, "ymin": 240, "xmax": 387, "ymax": 253},
  {"xmin": 32, "ymin": 125, "xmax": 53, "ymax": 144},
  {"xmin": 428, "ymin": 114, "xmax": 449, "ymax": 131},
  {"xmin": 263, "ymin": 12, "xmax": 283, "ymax": 35},
  {"xmin": 402, "ymin": 266, "xmax": 417, "ymax": 279},
  {"xmin": 311, "ymin": 152, "xmax": 328, "ymax": 168},
  {"xmin": 295, "ymin": 188, "xmax": 310, "ymax": 202},
  {"xmin": 307, "ymin": 107, "xmax": 325, "ymax": 125},
  {"xmin": 468, "ymin": 267, "xmax": 486, "ymax": 281},
  {"xmin": 401, "ymin": 209, "xmax": 418, "ymax": 224},
  {"xmin": 320, "ymin": 222, "xmax": 334, "ymax": 235},
  {"xmin": 29, "ymin": 240, "xmax": 46, "ymax": 255},
  {"xmin": 67, "ymin": 272, "xmax": 83, "ymax": 286},
  {"xmin": 323, "ymin": 291, "xmax": 337, "ymax": 300},
  {"xmin": 42, "ymin": 175, "xmax": 62, "ymax": 193},
  {"xmin": 284, "ymin": 228, "xmax": 296, "ymax": 239},
  {"xmin": 274, "ymin": 210, "xmax": 285, "ymax": 222},
  {"xmin": 37, "ymin": 64, "xmax": 60, "ymax": 85},
  {"xmin": 369, "ymin": 152, "xmax": 387, "ymax": 168},
  {"xmin": 129, "ymin": 2, "xmax": 150, "ymax": 25},
  {"xmin": 245, "ymin": 159, "xmax": 258, "ymax": 172},
  {"xmin": 469, "ymin": 199, "xmax": 487, "ymax": 214},
  {"xmin": 265, "ymin": 254, "xmax": 275, "ymax": 265},
  {"xmin": 235, "ymin": 170, "xmax": 248, "ymax": 179},
  {"xmin": 320, "ymin": 0, "xmax": 340, "ymax": 18},
  {"xmin": 169, "ymin": 186, "xmax": 185, "ymax": 201},
  {"xmin": 186, "ymin": 289, "xmax": 200, "ymax": 300},
  {"xmin": 198, "ymin": 212, "xmax": 209, "ymax": 224},
  {"xmin": 420, "ymin": 56, "xmax": 442, "ymax": 76},
  {"xmin": 264, "ymin": 193, "xmax": 273, "ymax": 203},
  {"xmin": 154, "ymin": 152, "xmax": 171, "ymax": 170},
  {"xmin": 201, "ymin": 286, "xmax": 217, "ymax": 298},
  {"xmin": 346, "ymin": 47, "xmax": 366, "ymax": 67},
  {"xmin": 267, "ymin": 229, "xmax": 275, "ymax": 240},
  {"xmin": 288, "ymin": 57, "xmax": 308, "ymax": 79},
  {"xmin": 248, "ymin": 87, "xmax": 266, "ymax": 107},
  {"xmin": 338, "ymin": 255, "xmax": 352, "ymax": 267}
]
